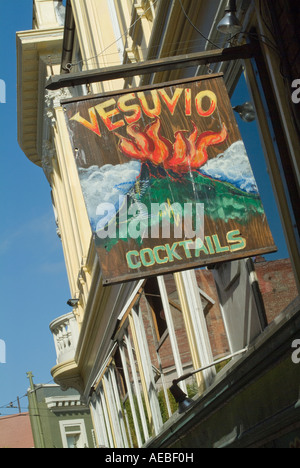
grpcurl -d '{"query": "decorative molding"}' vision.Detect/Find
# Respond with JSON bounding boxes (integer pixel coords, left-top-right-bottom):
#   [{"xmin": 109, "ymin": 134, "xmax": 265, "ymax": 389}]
[
  {"xmin": 51, "ymin": 359, "xmax": 85, "ymax": 395},
  {"xmin": 42, "ymin": 139, "xmax": 55, "ymax": 183},
  {"xmin": 42, "ymin": 87, "xmax": 74, "ymax": 182},
  {"xmin": 33, "ymin": 0, "xmax": 65, "ymax": 29},
  {"xmin": 45, "ymin": 395, "xmax": 88, "ymax": 412},
  {"xmin": 45, "ymin": 87, "xmax": 73, "ymax": 111},
  {"xmin": 125, "ymin": 37, "xmax": 140, "ymax": 64},
  {"xmin": 51, "ymin": 197, "xmax": 62, "ymax": 239},
  {"xmin": 134, "ymin": 0, "xmax": 153, "ymax": 21}
]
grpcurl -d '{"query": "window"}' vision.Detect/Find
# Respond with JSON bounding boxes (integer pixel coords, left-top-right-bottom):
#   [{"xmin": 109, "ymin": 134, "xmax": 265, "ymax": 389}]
[
  {"xmin": 59, "ymin": 420, "xmax": 88, "ymax": 448},
  {"xmin": 91, "ymin": 271, "xmax": 232, "ymax": 448}
]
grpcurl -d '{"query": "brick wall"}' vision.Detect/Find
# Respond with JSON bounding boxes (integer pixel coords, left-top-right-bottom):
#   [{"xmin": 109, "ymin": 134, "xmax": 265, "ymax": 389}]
[{"xmin": 254, "ymin": 256, "xmax": 298, "ymax": 323}]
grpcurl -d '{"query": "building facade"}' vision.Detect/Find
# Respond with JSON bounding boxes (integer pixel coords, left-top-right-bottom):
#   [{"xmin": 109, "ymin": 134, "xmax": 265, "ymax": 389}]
[
  {"xmin": 17, "ymin": 0, "xmax": 299, "ymax": 448},
  {"xmin": 27, "ymin": 373, "xmax": 95, "ymax": 448}
]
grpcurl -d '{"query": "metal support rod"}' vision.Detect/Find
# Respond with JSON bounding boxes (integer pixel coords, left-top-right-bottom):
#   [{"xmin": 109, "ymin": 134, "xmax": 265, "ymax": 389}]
[
  {"xmin": 173, "ymin": 347, "xmax": 248, "ymax": 385},
  {"xmin": 45, "ymin": 44, "xmax": 255, "ymax": 90}
]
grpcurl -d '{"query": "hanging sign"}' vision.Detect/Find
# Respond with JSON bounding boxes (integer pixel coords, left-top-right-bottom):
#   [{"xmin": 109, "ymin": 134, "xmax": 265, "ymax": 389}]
[{"xmin": 63, "ymin": 74, "xmax": 276, "ymax": 285}]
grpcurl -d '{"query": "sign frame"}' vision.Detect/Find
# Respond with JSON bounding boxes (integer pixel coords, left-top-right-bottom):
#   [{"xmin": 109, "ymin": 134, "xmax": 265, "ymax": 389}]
[{"xmin": 62, "ymin": 74, "xmax": 277, "ymax": 285}]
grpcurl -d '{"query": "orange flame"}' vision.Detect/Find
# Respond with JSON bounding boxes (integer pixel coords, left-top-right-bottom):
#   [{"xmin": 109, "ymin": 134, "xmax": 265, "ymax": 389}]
[
  {"xmin": 116, "ymin": 117, "xmax": 227, "ymax": 174},
  {"xmin": 116, "ymin": 118, "xmax": 171, "ymax": 166}
]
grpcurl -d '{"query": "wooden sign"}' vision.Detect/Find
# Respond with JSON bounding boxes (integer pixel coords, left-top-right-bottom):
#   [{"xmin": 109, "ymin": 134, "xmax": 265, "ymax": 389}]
[{"xmin": 63, "ymin": 74, "xmax": 276, "ymax": 285}]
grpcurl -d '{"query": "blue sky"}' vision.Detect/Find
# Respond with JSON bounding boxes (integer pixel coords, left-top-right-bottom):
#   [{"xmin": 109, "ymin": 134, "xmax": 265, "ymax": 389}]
[
  {"xmin": 0, "ymin": 1, "xmax": 289, "ymax": 415},
  {"xmin": 0, "ymin": 0, "xmax": 70, "ymax": 415}
]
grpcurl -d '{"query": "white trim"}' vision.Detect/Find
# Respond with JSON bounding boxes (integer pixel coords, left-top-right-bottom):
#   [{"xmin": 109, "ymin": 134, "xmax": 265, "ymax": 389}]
[
  {"xmin": 45, "ymin": 395, "xmax": 89, "ymax": 413},
  {"xmin": 132, "ymin": 307, "xmax": 163, "ymax": 434},
  {"xmin": 117, "ymin": 280, "xmax": 144, "ymax": 322},
  {"xmin": 107, "ymin": 0, "xmax": 125, "ymax": 62},
  {"xmin": 157, "ymin": 276, "xmax": 187, "ymax": 393},
  {"xmin": 181, "ymin": 270, "xmax": 216, "ymax": 385},
  {"xmin": 124, "ymin": 331, "xmax": 150, "ymax": 441},
  {"xmin": 119, "ymin": 343, "xmax": 143, "ymax": 447}
]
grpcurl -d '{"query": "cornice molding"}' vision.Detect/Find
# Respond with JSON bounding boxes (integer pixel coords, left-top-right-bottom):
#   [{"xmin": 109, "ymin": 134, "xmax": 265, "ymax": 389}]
[
  {"xmin": 16, "ymin": 27, "xmax": 63, "ymax": 167},
  {"xmin": 45, "ymin": 395, "xmax": 88, "ymax": 412}
]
